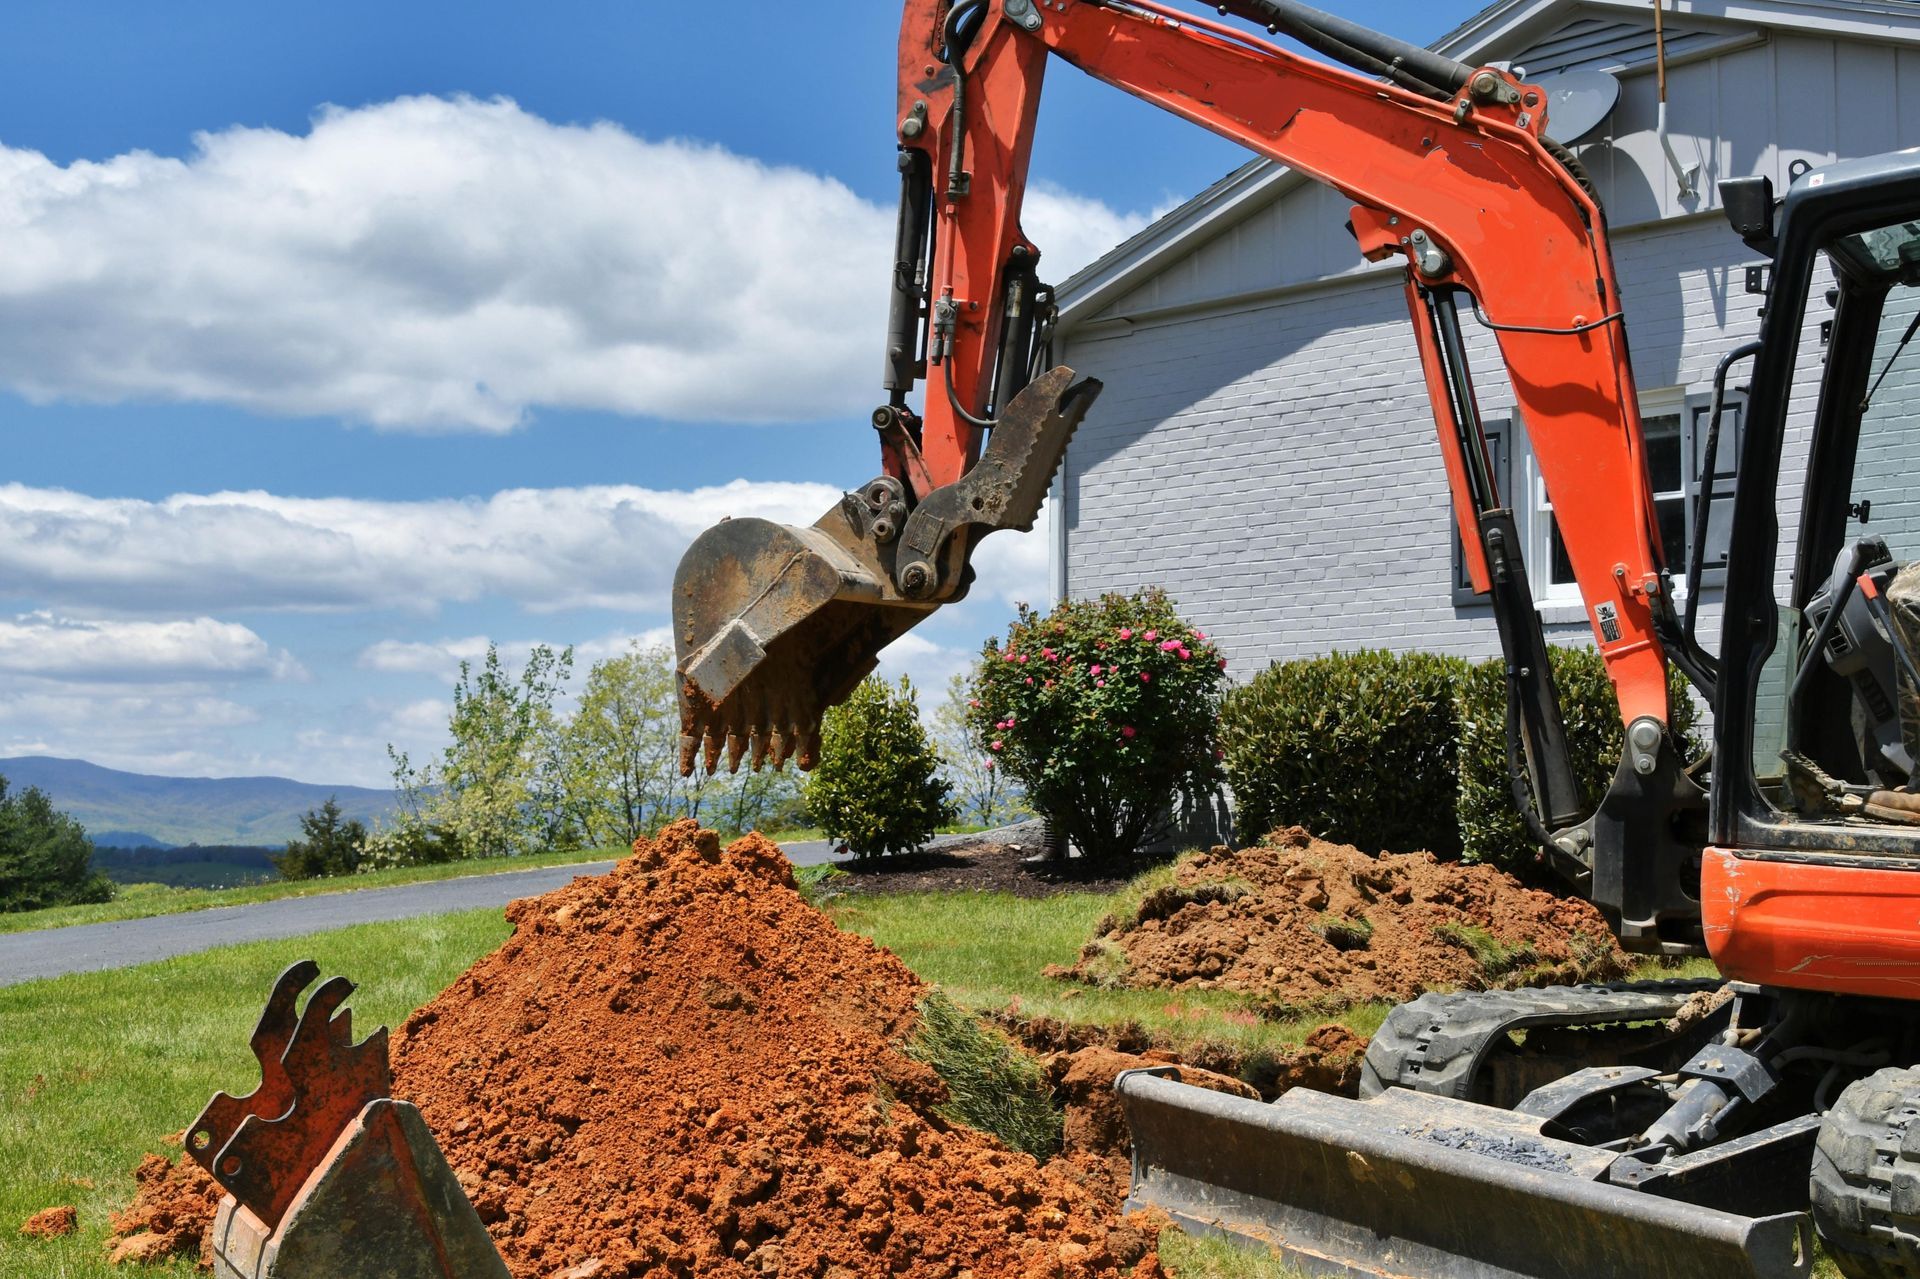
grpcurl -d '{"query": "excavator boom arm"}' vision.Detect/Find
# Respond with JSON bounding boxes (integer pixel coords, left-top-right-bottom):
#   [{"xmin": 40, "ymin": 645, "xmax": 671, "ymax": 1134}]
[{"xmin": 899, "ymin": 0, "xmax": 1670, "ymax": 726}]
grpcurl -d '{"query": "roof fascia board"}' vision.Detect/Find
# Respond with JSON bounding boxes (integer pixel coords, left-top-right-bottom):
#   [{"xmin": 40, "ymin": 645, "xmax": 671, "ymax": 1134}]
[{"xmin": 1056, "ymin": 160, "xmax": 1305, "ymax": 327}]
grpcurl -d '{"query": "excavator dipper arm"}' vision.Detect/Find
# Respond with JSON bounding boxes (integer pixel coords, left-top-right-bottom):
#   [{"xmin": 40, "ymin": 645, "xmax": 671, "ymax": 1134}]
[{"xmin": 674, "ymin": 0, "xmax": 1676, "ymax": 790}]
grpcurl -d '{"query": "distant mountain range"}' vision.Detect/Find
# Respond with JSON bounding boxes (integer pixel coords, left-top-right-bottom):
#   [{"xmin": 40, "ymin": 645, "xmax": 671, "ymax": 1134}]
[{"xmin": 0, "ymin": 756, "xmax": 402, "ymax": 848}]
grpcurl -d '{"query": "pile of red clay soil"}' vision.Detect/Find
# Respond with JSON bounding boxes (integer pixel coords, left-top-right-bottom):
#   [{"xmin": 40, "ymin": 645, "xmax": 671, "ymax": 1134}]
[
  {"xmin": 1056, "ymin": 828, "xmax": 1629, "ymax": 1009},
  {"xmin": 105, "ymin": 1148, "xmax": 222, "ymax": 1265},
  {"xmin": 20, "ymin": 1204, "xmax": 78, "ymax": 1239},
  {"xmin": 112, "ymin": 821, "xmax": 1157, "ymax": 1277}
]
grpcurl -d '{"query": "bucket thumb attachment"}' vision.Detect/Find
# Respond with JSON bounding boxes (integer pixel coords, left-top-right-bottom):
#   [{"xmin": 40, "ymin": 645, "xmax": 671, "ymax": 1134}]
[
  {"xmin": 673, "ymin": 367, "xmax": 1099, "ymax": 774},
  {"xmin": 1117, "ymin": 1070, "xmax": 1811, "ymax": 1279},
  {"xmin": 189, "ymin": 962, "xmax": 510, "ymax": 1279}
]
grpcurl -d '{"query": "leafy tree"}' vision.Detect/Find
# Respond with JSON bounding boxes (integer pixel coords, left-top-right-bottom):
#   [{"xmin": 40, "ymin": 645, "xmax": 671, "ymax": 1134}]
[
  {"xmin": 563, "ymin": 643, "xmax": 684, "ymax": 848},
  {"xmin": 969, "ymin": 590, "xmax": 1225, "ymax": 861},
  {"xmin": 0, "ymin": 775, "xmax": 114, "ymax": 913},
  {"xmin": 804, "ymin": 676, "xmax": 955, "ymax": 858},
  {"xmin": 932, "ymin": 668, "xmax": 1028, "ymax": 828},
  {"xmin": 388, "ymin": 643, "xmax": 574, "ymax": 860},
  {"xmin": 272, "ymin": 797, "xmax": 370, "ymax": 880}
]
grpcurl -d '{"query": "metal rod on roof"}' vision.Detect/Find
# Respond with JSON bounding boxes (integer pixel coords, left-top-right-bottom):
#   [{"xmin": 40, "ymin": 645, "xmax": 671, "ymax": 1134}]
[{"xmin": 1652, "ymin": 0, "xmax": 1700, "ymax": 199}]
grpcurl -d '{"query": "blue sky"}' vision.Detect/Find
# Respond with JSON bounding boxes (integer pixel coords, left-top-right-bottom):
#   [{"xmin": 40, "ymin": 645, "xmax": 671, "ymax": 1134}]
[{"xmin": 0, "ymin": 0, "xmax": 1482, "ymax": 786}]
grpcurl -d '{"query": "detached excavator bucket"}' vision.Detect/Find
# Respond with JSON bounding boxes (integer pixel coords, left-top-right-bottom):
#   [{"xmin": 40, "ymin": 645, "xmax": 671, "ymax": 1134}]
[
  {"xmin": 188, "ymin": 962, "xmax": 509, "ymax": 1279},
  {"xmin": 674, "ymin": 367, "xmax": 1099, "ymax": 773},
  {"xmin": 1117, "ymin": 1070, "xmax": 1813, "ymax": 1279}
]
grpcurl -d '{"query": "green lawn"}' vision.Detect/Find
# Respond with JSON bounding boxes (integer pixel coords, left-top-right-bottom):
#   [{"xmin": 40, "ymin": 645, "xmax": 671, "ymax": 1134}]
[
  {"xmin": 0, "ymin": 846, "xmax": 624, "ymax": 937},
  {"xmin": 0, "ymin": 909, "xmax": 512, "ymax": 1279}
]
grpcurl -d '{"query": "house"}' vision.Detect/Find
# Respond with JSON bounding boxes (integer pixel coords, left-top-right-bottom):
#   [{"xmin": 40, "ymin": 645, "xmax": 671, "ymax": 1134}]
[{"xmin": 1048, "ymin": 0, "xmax": 1920, "ymax": 678}]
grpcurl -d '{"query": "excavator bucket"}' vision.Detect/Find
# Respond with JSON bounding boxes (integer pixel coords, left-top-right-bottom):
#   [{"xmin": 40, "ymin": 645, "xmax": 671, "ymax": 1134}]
[
  {"xmin": 673, "ymin": 367, "xmax": 1098, "ymax": 773},
  {"xmin": 188, "ymin": 962, "xmax": 509, "ymax": 1279},
  {"xmin": 1117, "ymin": 1070, "xmax": 1813, "ymax": 1279}
]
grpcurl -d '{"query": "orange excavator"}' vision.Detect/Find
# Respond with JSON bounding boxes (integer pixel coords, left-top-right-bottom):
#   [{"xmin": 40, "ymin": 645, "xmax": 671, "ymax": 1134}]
[{"xmin": 664, "ymin": 1, "xmax": 1920, "ymax": 1275}]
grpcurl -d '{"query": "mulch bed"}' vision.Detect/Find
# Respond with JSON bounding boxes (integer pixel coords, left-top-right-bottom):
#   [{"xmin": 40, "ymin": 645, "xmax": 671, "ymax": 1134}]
[{"xmin": 823, "ymin": 831, "xmax": 1167, "ymax": 900}]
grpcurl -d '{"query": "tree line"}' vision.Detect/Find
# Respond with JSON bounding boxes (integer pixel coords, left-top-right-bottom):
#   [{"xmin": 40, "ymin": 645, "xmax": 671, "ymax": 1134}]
[{"xmin": 271, "ymin": 642, "xmax": 1028, "ymax": 879}]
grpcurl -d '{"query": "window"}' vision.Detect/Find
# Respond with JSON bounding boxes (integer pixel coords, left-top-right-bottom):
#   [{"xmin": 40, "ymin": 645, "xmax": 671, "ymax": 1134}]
[
  {"xmin": 1526, "ymin": 389, "xmax": 1742, "ymax": 601},
  {"xmin": 1451, "ymin": 418, "xmax": 1510, "ymax": 606}
]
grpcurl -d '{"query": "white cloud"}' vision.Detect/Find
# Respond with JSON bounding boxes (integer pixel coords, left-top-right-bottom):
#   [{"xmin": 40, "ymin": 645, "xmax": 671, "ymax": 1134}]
[
  {"xmin": 358, "ymin": 626, "xmax": 676, "ymax": 678},
  {"xmin": 0, "ymin": 480, "xmax": 838, "ymax": 615},
  {"xmin": 0, "ymin": 482, "xmax": 1054, "ymax": 620},
  {"xmin": 0, "ymin": 612, "xmax": 303, "ymax": 681},
  {"xmin": 0, "ymin": 96, "xmax": 1147, "ymax": 431}
]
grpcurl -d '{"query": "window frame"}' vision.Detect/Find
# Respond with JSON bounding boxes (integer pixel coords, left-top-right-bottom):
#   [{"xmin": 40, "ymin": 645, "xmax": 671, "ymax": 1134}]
[{"xmin": 1521, "ymin": 387, "xmax": 1742, "ymax": 605}]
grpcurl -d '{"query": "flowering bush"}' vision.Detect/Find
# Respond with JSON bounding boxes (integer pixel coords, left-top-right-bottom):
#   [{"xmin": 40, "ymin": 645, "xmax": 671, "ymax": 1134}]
[{"xmin": 967, "ymin": 590, "xmax": 1226, "ymax": 861}]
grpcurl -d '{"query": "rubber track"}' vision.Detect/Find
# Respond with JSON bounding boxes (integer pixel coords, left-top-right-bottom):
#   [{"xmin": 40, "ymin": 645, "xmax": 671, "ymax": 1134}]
[
  {"xmin": 1812, "ymin": 1066, "xmax": 1920, "ymax": 1279},
  {"xmin": 1359, "ymin": 978, "xmax": 1726, "ymax": 1100}
]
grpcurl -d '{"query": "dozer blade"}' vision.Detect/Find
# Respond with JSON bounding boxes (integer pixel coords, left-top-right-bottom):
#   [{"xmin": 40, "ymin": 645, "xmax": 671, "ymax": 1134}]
[
  {"xmin": 674, "ymin": 367, "xmax": 1099, "ymax": 774},
  {"xmin": 1117, "ymin": 1070, "xmax": 1812, "ymax": 1279},
  {"xmin": 191, "ymin": 962, "xmax": 509, "ymax": 1279}
]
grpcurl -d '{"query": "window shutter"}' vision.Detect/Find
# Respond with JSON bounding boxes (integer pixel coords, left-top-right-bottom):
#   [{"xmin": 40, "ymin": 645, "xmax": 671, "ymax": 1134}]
[
  {"xmin": 1686, "ymin": 392, "xmax": 1743, "ymax": 589},
  {"xmin": 1452, "ymin": 418, "xmax": 1512, "ymax": 607}
]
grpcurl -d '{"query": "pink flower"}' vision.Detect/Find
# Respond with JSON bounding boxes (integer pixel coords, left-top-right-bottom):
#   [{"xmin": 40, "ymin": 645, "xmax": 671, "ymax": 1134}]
[
  {"xmin": 1091, "ymin": 665, "xmax": 1103, "ymax": 677},
  {"xmin": 1140, "ymin": 672, "xmax": 1151, "ymax": 683},
  {"xmin": 968, "ymin": 698, "xmax": 981, "ymax": 708},
  {"xmin": 1195, "ymin": 630, "xmax": 1207, "ymax": 641},
  {"xmin": 1218, "ymin": 658, "xmax": 1228, "ymax": 670},
  {"xmin": 1159, "ymin": 639, "xmax": 1180, "ymax": 652},
  {"xmin": 1118, "ymin": 627, "xmax": 1134, "ymax": 641},
  {"xmin": 1003, "ymin": 651, "xmax": 1017, "ymax": 663},
  {"xmin": 1041, "ymin": 647, "xmax": 1057, "ymax": 662},
  {"xmin": 991, "ymin": 740, "xmax": 1004, "ymax": 751},
  {"xmin": 1121, "ymin": 725, "xmax": 1137, "ymax": 739},
  {"xmin": 1144, "ymin": 629, "xmax": 1159, "ymax": 642},
  {"xmin": 1025, "ymin": 677, "xmax": 1035, "ymax": 686},
  {"xmin": 1045, "ymin": 679, "xmax": 1055, "ymax": 688},
  {"xmin": 1016, "ymin": 654, "xmax": 1029, "ymax": 665},
  {"xmin": 1096, "ymin": 680, "xmax": 1106, "ymax": 688},
  {"xmin": 984, "ymin": 760, "xmax": 996, "ymax": 771},
  {"xmin": 1178, "ymin": 648, "xmax": 1192, "ymax": 661}
]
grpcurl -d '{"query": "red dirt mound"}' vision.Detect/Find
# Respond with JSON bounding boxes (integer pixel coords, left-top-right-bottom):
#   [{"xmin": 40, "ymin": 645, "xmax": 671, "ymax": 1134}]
[
  {"xmin": 376, "ymin": 819, "xmax": 1142, "ymax": 1279},
  {"xmin": 1058, "ymin": 828, "xmax": 1628, "ymax": 1008},
  {"xmin": 105, "ymin": 1148, "xmax": 222, "ymax": 1266},
  {"xmin": 20, "ymin": 1204, "xmax": 77, "ymax": 1238}
]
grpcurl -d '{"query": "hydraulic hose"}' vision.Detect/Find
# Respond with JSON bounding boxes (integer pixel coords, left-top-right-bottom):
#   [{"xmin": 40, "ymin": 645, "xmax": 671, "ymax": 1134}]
[{"xmin": 1214, "ymin": 0, "xmax": 1474, "ymax": 99}]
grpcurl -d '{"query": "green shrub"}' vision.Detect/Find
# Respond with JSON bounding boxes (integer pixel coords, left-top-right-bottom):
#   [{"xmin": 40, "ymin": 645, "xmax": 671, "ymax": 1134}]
[
  {"xmin": 1456, "ymin": 646, "xmax": 1701, "ymax": 876},
  {"xmin": 1220, "ymin": 649, "xmax": 1470, "ymax": 856},
  {"xmin": 905, "ymin": 991, "xmax": 1062, "ymax": 1159},
  {"xmin": 272, "ymin": 797, "xmax": 370, "ymax": 880},
  {"xmin": 969, "ymin": 590, "xmax": 1226, "ymax": 861},
  {"xmin": 804, "ymin": 675, "xmax": 954, "ymax": 858},
  {"xmin": 0, "ymin": 776, "xmax": 113, "ymax": 913}
]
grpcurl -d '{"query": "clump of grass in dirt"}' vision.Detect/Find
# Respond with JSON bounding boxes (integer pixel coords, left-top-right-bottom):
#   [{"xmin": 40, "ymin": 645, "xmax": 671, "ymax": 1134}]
[
  {"xmin": 1310, "ymin": 913, "xmax": 1372, "ymax": 952},
  {"xmin": 793, "ymin": 863, "xmax": 849, "ymax": 907},
  {"xmin": 1159, "ymin": 1228, "xmax": 1311, "ymax": 1278},
  {"xmin": 1434, "ymin": 922, "xmax": 1537, "ymax": 980},
  {"xmin": 906, "ymin": 991, "xmax": 1062, "ymax": 1159}
]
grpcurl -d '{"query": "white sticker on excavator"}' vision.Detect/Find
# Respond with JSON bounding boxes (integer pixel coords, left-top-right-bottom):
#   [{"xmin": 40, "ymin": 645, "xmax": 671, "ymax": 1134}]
[{"xmin": 1595, "ymin": 601, "xmax": 1622, "ymax": 643}]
